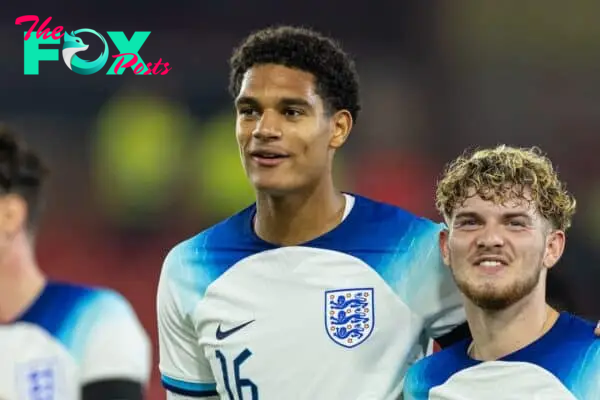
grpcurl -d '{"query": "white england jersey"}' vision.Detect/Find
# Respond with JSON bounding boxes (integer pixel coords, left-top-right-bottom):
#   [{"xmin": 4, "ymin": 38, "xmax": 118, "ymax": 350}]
[
  {"xmin": 0, "ymin": 281, "xmax": 152, "ymax": 400},
  {"xmin": 404, "ymin": 312, "xmax": 600, "ymax": 399},
  {"xmin": 158, "ymin": 194, "xmax": 465, "ymax": 400}
]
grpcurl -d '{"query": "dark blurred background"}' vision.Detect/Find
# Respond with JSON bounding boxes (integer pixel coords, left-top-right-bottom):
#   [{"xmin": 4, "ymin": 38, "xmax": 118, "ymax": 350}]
[{"xmin": 3, "ymin": 1, "xmax": 600, "ymax": 398}]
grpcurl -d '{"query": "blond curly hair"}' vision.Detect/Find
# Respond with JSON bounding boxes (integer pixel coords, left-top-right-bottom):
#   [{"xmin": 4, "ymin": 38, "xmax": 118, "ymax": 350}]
[{"xmin": 436, "ymin": 145, "xmax": 576, "ymax": 231}]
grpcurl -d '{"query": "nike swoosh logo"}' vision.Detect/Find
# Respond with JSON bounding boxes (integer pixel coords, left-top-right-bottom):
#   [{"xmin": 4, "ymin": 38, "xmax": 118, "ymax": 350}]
[{"xmin": 216, "ymin": 320, "xmax": 255, "ymax": 340}]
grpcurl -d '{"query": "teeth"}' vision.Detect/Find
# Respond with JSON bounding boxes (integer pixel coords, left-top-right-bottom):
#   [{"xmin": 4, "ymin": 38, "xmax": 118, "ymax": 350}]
[{"xmin": 479, "ymin": 260, "xmax": 502, "ymax": 267}]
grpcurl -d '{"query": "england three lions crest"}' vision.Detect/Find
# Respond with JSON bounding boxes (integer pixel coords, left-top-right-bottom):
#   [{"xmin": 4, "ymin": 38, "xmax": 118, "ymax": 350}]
[{"xmin": 325, "ymin": 288, "xmax": 374, "ymax": 348}]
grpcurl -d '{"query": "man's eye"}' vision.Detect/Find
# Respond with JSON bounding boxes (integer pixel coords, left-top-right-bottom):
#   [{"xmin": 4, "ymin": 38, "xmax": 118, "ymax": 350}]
[
  {"xmin": 239, "ymin": 108, "xmax": 258, "ymax": 117},
  {"xmin": 508, "ymin": 220, "xmax": 526, "ymax": 227},
  {"xmin": 284, "ymin": 108, "xmax": 303, "ymax": 117}
]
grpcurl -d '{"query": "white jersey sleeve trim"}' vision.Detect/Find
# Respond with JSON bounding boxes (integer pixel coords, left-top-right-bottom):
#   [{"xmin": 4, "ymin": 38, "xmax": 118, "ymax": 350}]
[
  {"xmin": 162, "ymin": 375, "xmax": 218, "ymax": 398},
  {"xmin": 158, "ymin": 243, "xmax": 217, "ymax": 393},
  {"xmin": 78, "ymin": 290, "xmax": 152, "ymax": 384}
]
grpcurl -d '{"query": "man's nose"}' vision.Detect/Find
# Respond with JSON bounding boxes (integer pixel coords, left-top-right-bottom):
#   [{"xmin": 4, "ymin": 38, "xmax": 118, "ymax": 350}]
[{"xmin": 253, "ymin": 110, "xmax": 282, "ymax": 140}]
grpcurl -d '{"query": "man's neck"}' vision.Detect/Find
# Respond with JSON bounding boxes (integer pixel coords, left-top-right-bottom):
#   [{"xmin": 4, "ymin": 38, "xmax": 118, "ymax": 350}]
[
  {"xmin": 254, "ymin": 180, "xmax": 346, "ymax": 246},
  {"xmin": 466, "ymin": 286, "xmax": 559, "ymax": 361},
  {"xmin": 0, "ymin": 242, "xmax": 45, "ymax": 323}
]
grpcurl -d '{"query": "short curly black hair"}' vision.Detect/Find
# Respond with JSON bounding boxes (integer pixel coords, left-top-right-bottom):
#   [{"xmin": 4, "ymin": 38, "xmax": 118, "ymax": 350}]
[
  {"xmin": 229, "ymin": 26, "xmax": 361, "ymax": 123},
  {"xmin": 0, "ymin": 125, "xmax": 49, "ymax": 234}
]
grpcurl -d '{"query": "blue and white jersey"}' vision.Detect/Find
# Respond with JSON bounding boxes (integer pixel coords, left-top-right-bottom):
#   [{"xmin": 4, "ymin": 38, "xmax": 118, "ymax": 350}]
[
  {"xmin": 0, "ymin": 281, "xmax": 151, "ymax": 400},
  {"xmin": 157, "ymin": 194, "xmax": 465, "ymax": 400},
  {"xmin": 404, "ymin": 312, "xmax": 600, "ymax": 400}
]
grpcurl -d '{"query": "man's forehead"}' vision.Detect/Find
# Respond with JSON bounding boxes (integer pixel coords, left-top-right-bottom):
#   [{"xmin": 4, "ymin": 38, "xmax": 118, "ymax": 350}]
[
  {"xmin": 456, "ymin": 193, "xmax": 537, "ymax": 216},
  {"xmin": 238, "ymin": 65, "xmax": 318, "ymax": 98}
]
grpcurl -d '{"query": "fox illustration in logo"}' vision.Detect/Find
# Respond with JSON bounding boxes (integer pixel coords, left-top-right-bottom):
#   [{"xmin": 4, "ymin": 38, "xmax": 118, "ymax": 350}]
[{"xmin": 62, "ymin": 29, "xmax": 108, "ymax": 75}]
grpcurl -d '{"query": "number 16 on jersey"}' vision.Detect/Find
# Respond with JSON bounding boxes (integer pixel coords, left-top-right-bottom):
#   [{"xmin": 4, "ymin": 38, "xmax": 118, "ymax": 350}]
[{"xmin": 215, "ymin": 349, "xmax": 259, "ymax": 399}]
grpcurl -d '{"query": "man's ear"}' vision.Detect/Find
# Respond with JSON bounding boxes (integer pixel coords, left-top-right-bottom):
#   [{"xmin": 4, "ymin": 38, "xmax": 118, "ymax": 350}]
[
  {"xmin": 543, "ymin": 229, "xmax": 565, "ymax": 269},
  {"xmin": 439, "ymin": 228, "xmax": 451, "ymax": 267},
  {"xmin": 0, "ymin": 194, "xmax": 27, "ymax": 237},
  {"xmin": 329, "ymin": 110, "xmax": 352, "ymax": 149}
]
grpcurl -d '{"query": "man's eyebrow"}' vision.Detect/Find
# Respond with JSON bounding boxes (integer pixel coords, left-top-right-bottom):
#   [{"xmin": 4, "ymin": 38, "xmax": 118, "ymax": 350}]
[
  {"xmin": 454, "ymin": 211, "xmax": 480, "ymax": 219},
  {"xmin": 278, "ymin": 97, "xmax": 313, "ymax": 108},
  {"xmin": 235, "ymin": 96, "xmax": 313, "ymax": 108},
  {"xmin": 502, "ymin": 212, "xmax": 533, "ymax": 221},
  {"xmin": 235, "ymin": 96, "xmax": 260, "ymax": 107}
]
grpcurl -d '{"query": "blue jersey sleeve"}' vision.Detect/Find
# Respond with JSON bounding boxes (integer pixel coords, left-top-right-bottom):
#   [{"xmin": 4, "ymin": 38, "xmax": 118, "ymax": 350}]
[
  {"xmin": 388, "ymin": 219, "xmax": 465, "ymax": 339},
  {"xmin": 157, "ymin": 241, "xmax": 218, "ymax": 398}
]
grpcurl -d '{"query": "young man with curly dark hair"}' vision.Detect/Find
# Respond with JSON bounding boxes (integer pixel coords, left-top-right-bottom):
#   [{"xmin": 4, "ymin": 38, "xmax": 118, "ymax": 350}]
[
  {"xmin": 156, "ymin": 25, "xmax": 468, "ymax": 400},
  {"xmin": 156, "ymin": 27, "xmax": 599, "ymax": 399},
  {"xmin": 403, "ymin": 146, "xmax": 600, "ymax": 399}
]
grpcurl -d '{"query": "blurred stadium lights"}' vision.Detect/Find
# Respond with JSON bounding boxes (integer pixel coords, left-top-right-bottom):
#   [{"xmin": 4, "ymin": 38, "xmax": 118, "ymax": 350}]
[
  {"xmin": 92, "ymin": 91, "xmax": 189, "ymax": 228},
  {"xmin": 188, "ymin": 111, "xmax": 255, "ymax": 220}
]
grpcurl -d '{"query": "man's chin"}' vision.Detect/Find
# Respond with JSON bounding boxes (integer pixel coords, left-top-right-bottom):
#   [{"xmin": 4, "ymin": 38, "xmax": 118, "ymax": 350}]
[
  {"xmin": 466, "ymin": 292, "xmax": 519, "ymax": 311},
  {"xmin": 458, "ymin": 282, "xmax": 525, "ymax": 311},
  {"xmin": 251, "ymin": 179, "xmax": 295, "ymax": 196},
  {"xmin": 454, "ymin": 267, "xmax": 543, "ymax": 312}
]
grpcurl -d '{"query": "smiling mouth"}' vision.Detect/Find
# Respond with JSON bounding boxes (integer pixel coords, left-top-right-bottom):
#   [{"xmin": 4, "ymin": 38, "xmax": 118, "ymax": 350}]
[
  {"xmin": 250, "ymin": 149, "xmax": 289, "ymax": 158},
  {"xmin": 472, "ymin": 258, "xmax": 509, "ymax": 275},
  {"xmin": 252, "ymin": 154, "xmax": 287, "ymax": 159},
  {"xmin": 476, "ymin": 260, "xmax": 505, "ymax": 267},
  {"xmin": 249, "ymin": 152, "xmax": 290, "ymax": 167}
]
